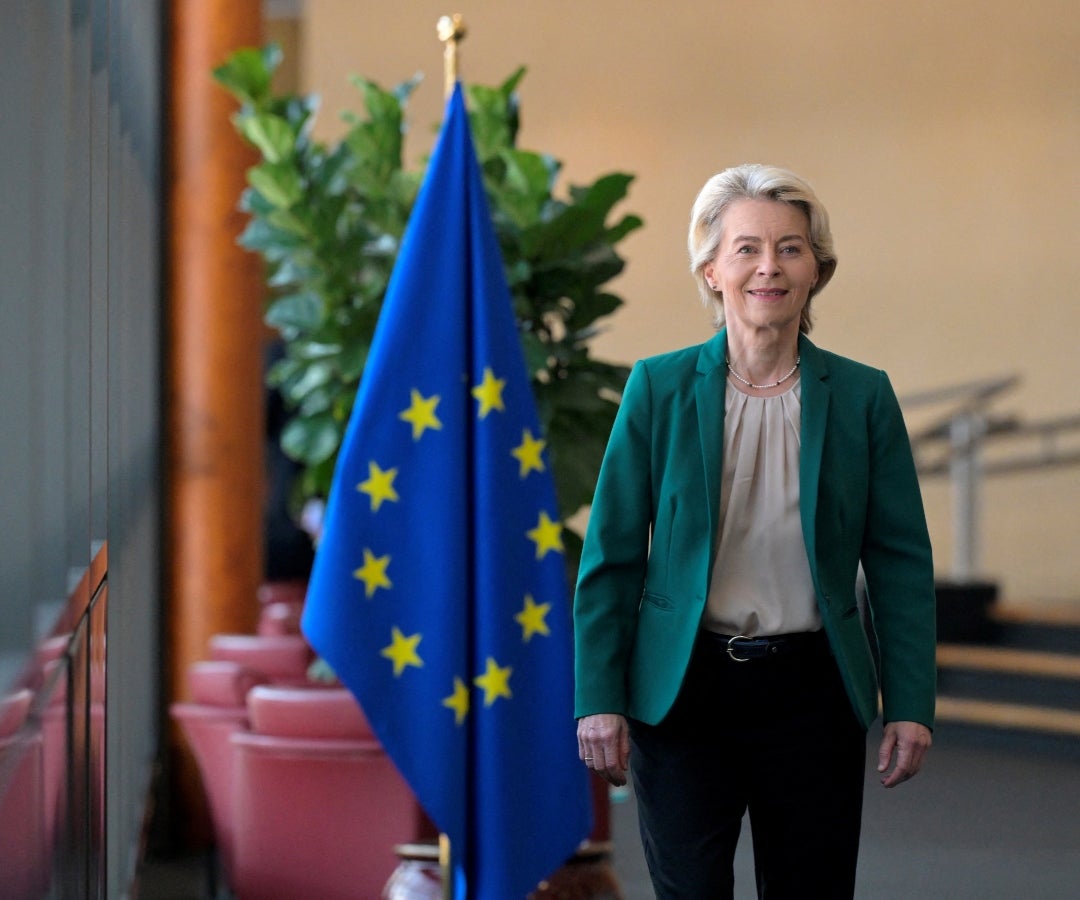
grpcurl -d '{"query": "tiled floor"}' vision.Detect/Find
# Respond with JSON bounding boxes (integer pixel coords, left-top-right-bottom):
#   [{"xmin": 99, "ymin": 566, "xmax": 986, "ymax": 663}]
[
  {"xmin": 140, "ymin": 723, "xmax": 1080, "ymax": 899},
  {"xmin": 610, "ymin": 722, "xmax": 1080, "ymax": 899}
]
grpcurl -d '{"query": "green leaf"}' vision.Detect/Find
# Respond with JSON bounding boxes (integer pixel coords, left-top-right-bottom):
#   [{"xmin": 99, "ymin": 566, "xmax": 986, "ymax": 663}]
[
  {"xmin": 281, "ymin": 413, "xmax": 342, "ymax": 466},
  {"xmin": 212, "ymin": 44, "xmax": 282, "ymax": 107},
  {"xmin": 339, "ymin": 75, "xmax": 411, "ymax": 191},
  {"xmin": 285, "ymin": 360, "xmax": 335, "ymax": 404},
  {"xmin": 309, "ymin": 143, "xmax": 353, "ymax": 194},
  {"xmin": 566, "ymin": 291, "xmax": 623, "ymax": 331},
  {"xmin": 521, "ymin": 332, "xmax": 551, "ymax": 378},
  {"xmin": 265, "ymin": 292, "xmax": 323, "ymax": 333},
  {"xmin": 299, "ymin": 453, "xmax": 339, "ymax": 500},
  {"xmin": 337, "ymin": 341, "xmax": 370, "ymax": 382},
  {"xmin": 247, "ymin": 161, "xmax": 303, "ymax": 208},
  {"xmin": 238, "ymin": 217, "xmax": 304, "ymax": 260},
  {"xmin": 548, "ymin": 404, "xmax": 619, "ymax": 516},
  {"xmin": 267, "ymin": 258, "xmax": 318, "ymax": 289},
  {"xmin": 265, "ymin": 207, "xmax": 310, "ymax": 238},
  {"xmin": 530, "ymin": 245, "xmax": 625, "ymax": 301},
  {"xmin": 498, "ymin": 66, "xmax": 528, "ymax": 100},
  {"xmin": 523, "ymin": 206, "xmax": 601, "ymax": 259},
  {"xmin": 239, "ymin": 112, "xmax": 296, "ymax": 164},
  {"xmin": 298, "ymin": 384, "xmax": 336, "ymax": 417},
  {"xmin": 465, "ymin": 67, "xmax": 525, "ymax": 159},
  {"xmin": 275, "ymin": 94, "xmax": 320, "ymax": 141},
  {"xmin": 354, "ymin": 74, "xmax": 417, "ymax": 121},
  {"xmin": 543, "ymin": 375, "xmax": 619, "ymax": 414},
  {"xmin": 240, "ymin": 185, "xmax": 278, "ymax": 216},
  {"xmin": 267, "ymin": 354, "xmax": 301, "ymax": 390},
  {"xmin": 607, "ymin": 212, "xmax": 644, "ymax": 244},
  {"xmin": 490, "ymin": 149, "xmax": 555, "ymax": 228},
  {"xmin": 569, "ymin": 172, "xmax": 635, "ymax": 217},
  {"xmin": 293, "ymin": 341, "xmax": 342, "ymax": 361}
]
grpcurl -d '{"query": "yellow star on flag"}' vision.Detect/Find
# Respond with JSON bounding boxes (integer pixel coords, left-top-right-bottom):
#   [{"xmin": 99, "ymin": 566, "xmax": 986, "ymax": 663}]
[
  {"xmin": 511, "ymin": 429, "xmax": 547, "ymax": 478},
  {"xmin": 471, "ymin": 366, "xmax": 507, "ymax": 419},
  {"xmin": 473, "ymin": 657, "xmax": 513, "ymax": 707},
  {"xmin": 357, "ymin": 461, "xmax": 399, "ymax": 512},
  {"xmin": 353, "ymin": 548, "xmax": 392, "ymax": 598},
  {"xmin": 442, "ymin": 676, "xmax": 471, "ymax": 725},
  {"xmin": 381, "ymin": 626, "xmax": 423, "ymax": 677},
  {"xmin": 515, "ymin": 594, "xmax": 552, "ymax": 642},
  {"xmin": 526, "ymin": 511, "xmax": 564, "ymax": 559},
  {"xmin": 399, "ymin": 389, "xmax": 442, "ymax": 440}
]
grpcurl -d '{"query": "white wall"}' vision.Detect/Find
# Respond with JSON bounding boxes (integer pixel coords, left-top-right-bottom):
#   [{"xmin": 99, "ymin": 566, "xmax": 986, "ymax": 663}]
[{"xmin": 298, "ymin": 0, "xmax": 1080, "ymax": 604}]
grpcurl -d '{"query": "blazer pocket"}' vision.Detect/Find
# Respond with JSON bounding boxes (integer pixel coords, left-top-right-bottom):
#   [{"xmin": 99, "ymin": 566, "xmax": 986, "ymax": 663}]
[
  {"xmin": 649, "ymin": 495, "xmax": 679, "ymax": 576},
  {"xmin": 641, "ymin": 589, "xmax": 674, "ymax": 611}
]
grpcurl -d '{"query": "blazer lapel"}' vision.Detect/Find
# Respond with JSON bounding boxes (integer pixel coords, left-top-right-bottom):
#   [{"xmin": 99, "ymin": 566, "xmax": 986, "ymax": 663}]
[
  {"xmin": 798, "ymin": 334, "xmax": 830, "ymax": 578},
  {"xmin": 696, "ymin": 330, "xmax": 728, "ymax": 541}
]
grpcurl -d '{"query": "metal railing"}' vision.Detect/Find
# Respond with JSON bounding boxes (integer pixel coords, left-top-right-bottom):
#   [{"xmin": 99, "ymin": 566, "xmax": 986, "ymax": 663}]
[{"xmin": 902, "ymin": 375, "xmax": 1080, "ymax": 582}]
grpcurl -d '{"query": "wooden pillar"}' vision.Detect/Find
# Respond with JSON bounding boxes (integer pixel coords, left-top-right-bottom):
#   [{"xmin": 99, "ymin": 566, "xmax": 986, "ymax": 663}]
[{"xmin": 166, "ymin": 0, "xmax": 264, "ymax": 842}]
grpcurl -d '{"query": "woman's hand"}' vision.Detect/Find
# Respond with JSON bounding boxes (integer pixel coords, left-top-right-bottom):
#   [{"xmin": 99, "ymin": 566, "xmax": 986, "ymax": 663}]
[
  {"xmin": 877, "ymin": 720, "xmax": 932, "ymax": 788},
  {"xmin": 577, "ymin": 713, "xmax": 631, "ymax": 786}
]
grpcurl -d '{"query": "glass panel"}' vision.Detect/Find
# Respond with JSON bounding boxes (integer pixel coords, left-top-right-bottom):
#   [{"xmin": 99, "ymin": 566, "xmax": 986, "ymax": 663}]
[
  {"xmin": 89, "ymin": 585, "xmax": 107, "ymax": 897},
  {"xmin": 0, "ymin": 2, "xmax": 162, "ymax": 896},
  {"xmin": 0, "ymin": 691, "xmax": 49, "ymax": 899},
  {"xmin": 58, "ymin": 617, "xmax": 90, "ymax": 898}
]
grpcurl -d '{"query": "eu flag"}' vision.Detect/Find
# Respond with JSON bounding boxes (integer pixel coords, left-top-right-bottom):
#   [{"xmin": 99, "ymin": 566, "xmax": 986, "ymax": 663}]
[{"xmin": 301, "ymin": 84, "xmax": 592, "ymax": 898}]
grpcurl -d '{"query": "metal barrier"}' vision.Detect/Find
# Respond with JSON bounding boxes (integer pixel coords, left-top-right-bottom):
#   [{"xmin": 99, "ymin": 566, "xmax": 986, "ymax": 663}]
[{"xmin": 903, "ymin": 375, "xmax": 1080, "ymax": 582}]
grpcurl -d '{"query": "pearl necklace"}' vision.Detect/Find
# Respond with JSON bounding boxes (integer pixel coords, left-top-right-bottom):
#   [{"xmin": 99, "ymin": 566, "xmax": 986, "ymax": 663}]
[{"xmin": 726, "ymin": 355, "xmax": 801, "ymax": 390}]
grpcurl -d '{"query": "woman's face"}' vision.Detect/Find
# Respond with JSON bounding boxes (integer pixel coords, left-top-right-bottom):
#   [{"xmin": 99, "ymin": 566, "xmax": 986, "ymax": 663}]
[{"xmin": 704, "ymin": 198, "xmax": 819, "ymax": 340}]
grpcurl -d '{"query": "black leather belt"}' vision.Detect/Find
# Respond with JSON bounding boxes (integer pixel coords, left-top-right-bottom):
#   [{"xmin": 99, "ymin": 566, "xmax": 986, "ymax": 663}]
[{"xmin": 706, "ymin": 630, "xmax": 825, "ymax": 662}]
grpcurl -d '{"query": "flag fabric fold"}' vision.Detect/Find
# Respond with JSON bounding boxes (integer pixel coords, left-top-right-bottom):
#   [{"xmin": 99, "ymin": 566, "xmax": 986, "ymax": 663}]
[{"xmin": 301, "ymin": 83, "xmax": 591, "ymax": 899}]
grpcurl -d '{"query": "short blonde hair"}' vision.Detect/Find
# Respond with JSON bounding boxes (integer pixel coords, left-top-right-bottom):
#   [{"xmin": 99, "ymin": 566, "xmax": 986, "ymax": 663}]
[{"xmin": 688, "ymin": 164, "xmax": 837, "ymax": 333}]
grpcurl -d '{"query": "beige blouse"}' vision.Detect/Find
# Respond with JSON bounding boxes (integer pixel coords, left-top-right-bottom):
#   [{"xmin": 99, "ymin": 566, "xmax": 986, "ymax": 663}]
[{"xmin": 703, "ymin": 378, "xmax": 821, "ymax": 637}]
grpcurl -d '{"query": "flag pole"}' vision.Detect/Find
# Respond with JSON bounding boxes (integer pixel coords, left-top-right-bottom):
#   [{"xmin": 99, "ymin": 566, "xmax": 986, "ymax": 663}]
[
  {"xmin": 439, "ymin": 833, "xmax": 453, "ymax": 900},
  {"xmin": 435, "ymin": 19, "xmax": 465, "ymax": 897},
  {"xmin": 437, "ymin": 13, "xmax": 466, "ymax": 98}
]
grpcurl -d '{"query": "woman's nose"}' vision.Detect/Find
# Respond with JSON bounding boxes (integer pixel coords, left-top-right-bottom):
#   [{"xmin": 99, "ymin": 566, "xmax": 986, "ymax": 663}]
[{"xmin": 757, "ymin": 250, "xmax": 780, "ymax": 275}]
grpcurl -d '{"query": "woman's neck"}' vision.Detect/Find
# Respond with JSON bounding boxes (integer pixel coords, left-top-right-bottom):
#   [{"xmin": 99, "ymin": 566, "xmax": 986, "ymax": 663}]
[{"xmin": 725, "ymin": 326, "xmax": 800, "ymax": 392}]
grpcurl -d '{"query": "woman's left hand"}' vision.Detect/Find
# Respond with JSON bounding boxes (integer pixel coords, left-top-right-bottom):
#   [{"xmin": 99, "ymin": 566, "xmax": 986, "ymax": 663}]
[
  {"xmin": 577, "ymin": 713, "xmax": 631, "ymax": 786},
  {"xmin": 877, "ymin": 720, "xmax": 932, "ymax": 787}
]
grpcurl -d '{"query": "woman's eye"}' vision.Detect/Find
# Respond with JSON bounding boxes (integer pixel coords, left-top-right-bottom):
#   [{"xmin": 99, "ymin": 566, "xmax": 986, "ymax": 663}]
[{"xmin": 780, "ymin": 245, "xmax": 801, "ymax": 255}]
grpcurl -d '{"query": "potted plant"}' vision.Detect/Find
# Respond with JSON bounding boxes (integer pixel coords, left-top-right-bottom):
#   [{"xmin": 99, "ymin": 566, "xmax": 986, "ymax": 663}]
[{"xmin": 212, "ymin": 44, "xmax": 641, "ymax": 571}]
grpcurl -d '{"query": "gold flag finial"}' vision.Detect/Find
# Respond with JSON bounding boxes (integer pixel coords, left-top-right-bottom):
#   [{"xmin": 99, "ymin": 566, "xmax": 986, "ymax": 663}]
[{"xmin": 437, "ymin": 14, "xmax": 467, "ymax": 98}]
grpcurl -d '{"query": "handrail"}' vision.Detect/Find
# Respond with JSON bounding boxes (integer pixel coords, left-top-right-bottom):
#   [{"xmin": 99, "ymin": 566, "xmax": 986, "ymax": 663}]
[
  {"xmin": 899, "ymin": 375, "xmax": 1080, "ymax": 582},
  {"xmin": 900, "ymin": 373, "xmax": 1020, "ymax": 410},
  {"xmin": 902, "ymin": 374, "xmax": 1020, "ymax": 446},
  {"xmin": 915, "ymin": 413, "xmax": 1080, "ymax": 476}
]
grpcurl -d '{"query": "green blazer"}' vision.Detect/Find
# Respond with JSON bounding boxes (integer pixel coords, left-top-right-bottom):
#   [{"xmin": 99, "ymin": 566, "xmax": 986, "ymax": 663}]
[{"xmin": 573, "ymin": 329, "xmax": 936, "ymax": 731}]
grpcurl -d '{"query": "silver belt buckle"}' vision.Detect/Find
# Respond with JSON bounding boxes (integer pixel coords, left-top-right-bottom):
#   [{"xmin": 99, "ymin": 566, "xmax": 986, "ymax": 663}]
[{"xmin": 726, "ymin": 634, "xmax": 753, "ymax": 662}]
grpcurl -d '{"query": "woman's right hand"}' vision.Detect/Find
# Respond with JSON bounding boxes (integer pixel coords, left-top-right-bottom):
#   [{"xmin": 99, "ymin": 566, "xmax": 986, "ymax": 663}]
[{"xmin": 577, "ymin": 713, "xmax": 631, "ymax": 786}]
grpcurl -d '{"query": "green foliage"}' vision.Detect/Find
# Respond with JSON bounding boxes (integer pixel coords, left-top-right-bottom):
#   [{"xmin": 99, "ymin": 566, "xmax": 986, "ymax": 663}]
[{"xmin": 213, "ymin": 46, "xmax": 641, "ymax": 554}]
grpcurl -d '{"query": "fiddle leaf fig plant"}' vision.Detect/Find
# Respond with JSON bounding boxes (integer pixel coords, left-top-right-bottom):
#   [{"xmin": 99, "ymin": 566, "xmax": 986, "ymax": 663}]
[{"xmin": 213, "ymin": 45, "xmax": 641, "ymax": 561}]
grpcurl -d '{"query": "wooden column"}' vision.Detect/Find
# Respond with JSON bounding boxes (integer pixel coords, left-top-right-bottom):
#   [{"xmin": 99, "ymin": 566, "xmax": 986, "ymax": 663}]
[{"xmin": 166, "ymin": 0, "xmax": 264, "ymax": 842}]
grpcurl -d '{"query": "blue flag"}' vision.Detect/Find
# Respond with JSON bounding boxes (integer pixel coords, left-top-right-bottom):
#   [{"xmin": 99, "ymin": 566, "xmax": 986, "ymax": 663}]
[{"xmin": 301, "ymin": 84, "xmax": 592, "ymax": 899}]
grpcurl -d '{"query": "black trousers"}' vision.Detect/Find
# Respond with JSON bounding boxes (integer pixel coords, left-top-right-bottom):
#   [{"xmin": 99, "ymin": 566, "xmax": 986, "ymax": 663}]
[{"xmin": 629, "ymin": 630, "xmax": 866, "ymax": 900}]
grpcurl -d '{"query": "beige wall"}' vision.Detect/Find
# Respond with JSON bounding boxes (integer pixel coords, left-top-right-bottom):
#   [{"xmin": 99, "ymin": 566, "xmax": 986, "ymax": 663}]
[{"xmin": 296, "ymin": 0, "xmax": 1080, "ymax": 604}]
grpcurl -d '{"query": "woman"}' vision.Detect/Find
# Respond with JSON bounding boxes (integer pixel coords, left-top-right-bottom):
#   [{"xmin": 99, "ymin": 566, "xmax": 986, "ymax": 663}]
[{"xmin": 574, "ymin": 164, "xmax": 936, "ymax": 899}]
